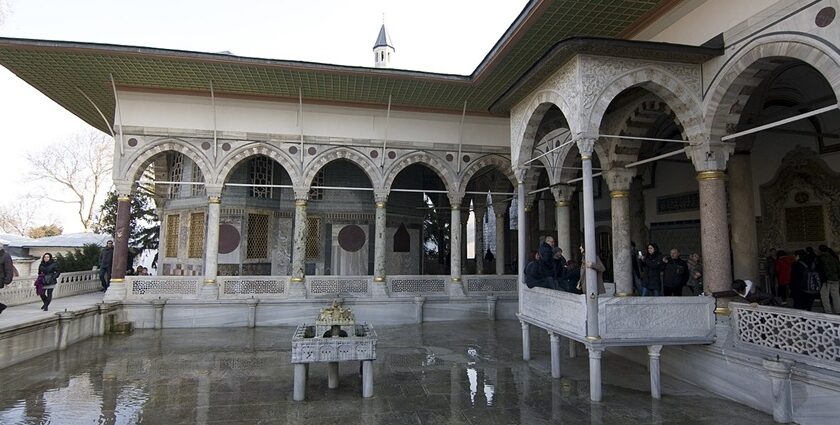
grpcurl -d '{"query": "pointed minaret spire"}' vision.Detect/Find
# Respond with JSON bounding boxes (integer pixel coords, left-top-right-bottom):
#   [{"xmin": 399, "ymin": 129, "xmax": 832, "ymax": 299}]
[{"xmin": 373, "ymin": 19, "xmax": 394, "ymax": 68}]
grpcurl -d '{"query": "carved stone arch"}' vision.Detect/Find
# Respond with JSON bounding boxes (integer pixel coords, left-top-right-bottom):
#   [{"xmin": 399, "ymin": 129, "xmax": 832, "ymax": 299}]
[
  {"xmin": 382, "ymin": 151, "xmax": 455, "ymax": 193},
  {"xmin": 457, "ymin": 154, "xmax": 516, "ymax": 195},
  {"xmin": 602, "ymin": 96, "xmax": 688, "ymax": 168},
  {"xmin": 301, "ymin": 147, "xmax": 382, "ymax": 189},
  {"xmin": 122, "ymin": 138, "xmax": 212, "ymax": 185},
  {"xmin": 586, "ymin": 66, "xmax": 704, "ymax": 143},
  {"xmin": 513, "ymin": 90, "xmax": 580, "ymax": 169},
  {"xmin": 533, "ymin": 128, "xmax": 572, "ymax": 185},
  {"xmin": 704, "ymin": 36, "xmax": 840, "ymax": 142},
  {"xmin": 215, "ymin": 142, "xmax": 301, "ymax": 187}
]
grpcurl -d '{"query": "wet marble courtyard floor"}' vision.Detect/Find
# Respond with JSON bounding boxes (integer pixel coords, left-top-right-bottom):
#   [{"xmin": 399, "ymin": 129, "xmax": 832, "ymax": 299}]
[{"xmin": 0, "ymin": 320, "xmax": 775, "ymax": 424}]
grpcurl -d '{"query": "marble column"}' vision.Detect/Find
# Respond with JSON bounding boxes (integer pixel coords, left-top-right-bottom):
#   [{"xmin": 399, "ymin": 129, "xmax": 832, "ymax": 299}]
[
  {"xmin": 290, "ymin": 189, "xmax": 309, "ymax": 297},
  {"xmin": 201, "ymin": 186, "xmax": 222, "ymax": 300},
  {"xmin": 604, "ymin": 169, "xmax": 635, "ymax": 296},
  {"xmin": 578, "ymin": 138, "xmax": 599, "ymax": 340},
  {"xmin": 698, "ymin": 170, "xmax": 733, "ymax": 311},
  {"xmin": 551, "ymin": 186, "xmax": 575, "ymax": 258},
  {"xmin": 104, "ymin": 187, "xmax": 131, "ymax": 303},
  {"xmin": 648, "ymin": 345, "xmax": 663, "ymax": 399},
  {"xmin": 728, "ymin": 153, "xmax": 758, "ymax": 282},
  {"xmin": 474, "ymin": 205, "xmax": 486, "ymax": 275},
  {"xmin": 373, "ymin": 191, "xmax": 388, "ymax": 297},
  {"xmin": 449, "ymin": 194, "xmax": 464, "ymax": 295},
  {"xmin": 494, "ymin": 205, "xmax": 506, "ymax": 275},
  {"xmin": 517, "ymin": 180, "xmax": 527, "ymax": 287}
]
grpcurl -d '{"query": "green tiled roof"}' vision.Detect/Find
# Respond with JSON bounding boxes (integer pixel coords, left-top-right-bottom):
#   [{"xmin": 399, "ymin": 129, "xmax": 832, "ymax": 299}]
[{"xmin": 0, "ymin": 0, "xmax": 678, "ymax": 134}]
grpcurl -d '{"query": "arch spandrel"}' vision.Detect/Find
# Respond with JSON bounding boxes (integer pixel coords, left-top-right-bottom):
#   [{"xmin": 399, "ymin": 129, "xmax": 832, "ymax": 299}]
[
  {"xmin": 214, "ymin": 142, "xmax": 302, "ymax": 187},
  {"xmin": 301, "ymin": 147, "xmax": 382, "ymax": 189},
  {"xmin": 121, "ymin": 137, "xmax": 213, "ymax": 185},
  {"xmin": 704, "ymin": 36, "xmax": 840, "ymax": 141},
  {"xmin": 381, "ymin": 151, "xmax": 456, "ymax": 193},
  {"xmin": 512, "ymin": 86, "xmax": 580, "ymax": 170}
]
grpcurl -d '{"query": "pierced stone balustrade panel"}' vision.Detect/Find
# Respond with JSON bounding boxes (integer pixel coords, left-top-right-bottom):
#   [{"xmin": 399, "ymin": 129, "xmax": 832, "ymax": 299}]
[
  {"xmin": 127, "ymin": 276, "xmax": 201, "ymax": 300},
  {"xmin": 219, "ymin": 276, "xmax": 288, "ymax": 299},
  {"xmin": 306, "ymin": 276, "xmax": 371, "ymax": 298},
  {"xmin": 387, "ymin": 276, "xmax": 448, "ymax": 297},
  {"xmin": 464, "ymin": 275, "xmax": 517, "ymax": 294}
]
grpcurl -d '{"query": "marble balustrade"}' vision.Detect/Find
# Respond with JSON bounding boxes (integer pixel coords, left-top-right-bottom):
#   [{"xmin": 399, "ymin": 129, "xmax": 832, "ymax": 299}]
[{"xmin": 1, "ymin": 271, "xmax": 100, "ymax": 307}]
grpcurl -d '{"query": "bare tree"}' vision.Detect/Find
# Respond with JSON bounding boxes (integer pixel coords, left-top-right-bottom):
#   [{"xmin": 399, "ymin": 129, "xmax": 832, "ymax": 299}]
[
  {"xmin": 0, "ymin": 198, "xmax": 38, "ymax": 235},
  {"xmin": 27, "ymin": 131, "xmax": 114, "ymax": 231},
  {"xmin": 0, "ymin": 0, "xmax": 10, "ymax": 28}
]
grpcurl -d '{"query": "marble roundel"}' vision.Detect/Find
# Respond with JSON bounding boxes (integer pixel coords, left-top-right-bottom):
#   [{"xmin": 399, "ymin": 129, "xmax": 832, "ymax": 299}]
[
  {"xmin": 338, "ymin": 225, "xmax": 366, "ymax": 252},
  {"xmin": 218, "ymin": 224, "xmax": 241, "ymax": 254}
]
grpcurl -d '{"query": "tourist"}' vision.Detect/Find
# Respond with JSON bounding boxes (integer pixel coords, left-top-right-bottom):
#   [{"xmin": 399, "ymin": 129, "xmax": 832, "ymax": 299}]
[
  {"xmin": 817, "ymin": 245, "xmax": 840, "ymax": 314},
  {"xmin": 732, "ymin": 279, "xmax": 777, "ymax": 306},
  {"xmin": 687, "ymin": 253, "xmax": 703, "ymax": 294},
  {"xmin": 539, "ymin": 236, "xmax": 557, "ymax": 284},
  {"xmin": 805, "ymin": 246, "xmax": 818, "ymax": 268},
  {"xmin": 764, "ymin": 248, "xmax": 777, "ymax": 296},
  {"xmin": 662, "ymin": 249, "xmax": 689, "ymax": 296},
  {"xmin": 562, "ymin": 260, "xmax": 581, "ymax": 294},
  {"xmin": 99, "ymin": 240, "xmax": 113, "ymax": 292},
  {"xmin": 0, "ymin": 246, "xmax": 14, "ymax": 315},
  {"xmin": 639, "ymin": 243, "xmax": 665, "ymax": 296},
  {"xmin": 631, "ymin": 242, "xmax": 642, "ymax": 295},
  {"xmin": 552, "ymin": 247, "xmax": 567, "ymax": 281},
  {"xmin": 525, "ymin": 251, "xmax": 555, "ymax": 290},
  {"xmin": 790, "ymin": 250, "xmax": 817, "ymax": 311},
  {"xmin": 484, "ymin": 248, "xmax": 495, "ymax": 264},
  {"xmin": 577, "ymin": 246, "xmax": 606, "ymax": 295},
  {"xmin": 775, "ymin": 250, "xmax": 795, "ymax": 303},
  {"xmin": 38, "ymin": 253, "xmax": 60, "ymax": 312}
]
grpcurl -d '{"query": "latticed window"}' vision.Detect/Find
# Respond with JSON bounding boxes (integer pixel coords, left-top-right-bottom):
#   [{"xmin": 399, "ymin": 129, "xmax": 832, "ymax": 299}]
[
  {"xmin": 309, "ymin": 170, "xmax": 324, "ymax": 201},
  {"xmin": 191, "ymin": 164, "xmax": 205, "ymax": 198},
  {"xmin": 785, "ymin": 206, "xmax": 825, "ymax": 242},
  {"xmin": 305, "ymin": 217, "xmax": 321, "ymax": 259},
  {"xmin": 249, "ymin": 156, "xmax": 273, "ymax": 198},
  {"xmin": 168, "ymin": 153, "xmax": 184, "ymax": 199},
  {"xmin": 165, "ymin": 214, "xmax": 180, "ymax": 257},
  {"xmin": 247, "ymin": 214, "xmax": 270, "ymax": 259},
  {"xmin": 188, "ymin": 212, "xmax": 206, "ymax": 258}
]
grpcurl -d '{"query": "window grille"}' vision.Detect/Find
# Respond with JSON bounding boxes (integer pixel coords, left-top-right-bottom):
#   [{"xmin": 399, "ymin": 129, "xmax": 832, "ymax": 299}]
[
  {"xmin": 188, "ymin": 212, "xmax": 206, "ymax": 258},
  {"xmin": 168, "ymin": 153, "xmax": 184, "ymax": 199},
  {"xmin": 249, "ymin": 156, "xmax": 273, "ymax": 199},
  {"xmin": 785, "ymin": 206, "xmax": 825, "ymax": 242},
  {"xmin": 309, "ymin": 170, "xmax": 325, "ymax": 201},
  {"xmin": 246, "ymin": 214, "xmax": 270, "ymax": 259},
  {"xmin": 165, "ymin": 214, "xmax": 180, "ymax": 257},
  {"xmin": 305, "ymin": 216, "xmax": 321, "ymax": 259},
  {"xmin": 191, "ymin": 164, "xmax": 205, "ymax": 198}
]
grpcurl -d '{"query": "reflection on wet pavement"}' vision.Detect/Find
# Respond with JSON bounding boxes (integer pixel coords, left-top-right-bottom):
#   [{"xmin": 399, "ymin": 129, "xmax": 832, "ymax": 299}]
[{"xmin": 0, "ymin": 320, "xmax": 775, "ymax": 424}]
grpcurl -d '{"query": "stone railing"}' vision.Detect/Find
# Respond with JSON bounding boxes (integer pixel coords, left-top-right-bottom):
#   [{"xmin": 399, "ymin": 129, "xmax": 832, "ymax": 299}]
[
  {"xmin": 1, "ymin": 271, "xmax": 100, "ymax": 307},
  {"xmin": 126, "ymin": 276, "xmax": 202, "ymax": 300},
  {"xmin": 463, "ymin": 275, "xmax": 517, "ymax": 295},
  {"xmin": 306, "ymin": 276, "xmax": 372, "ymax": 298},
  {"xmin": 731, "ymin": 302, "xmax": 840, "ymax": 372},
  {"xmin": 218, "ymin": 276, "xmax": 288, "ymax": 299},
  {"xmin": 387, "ymin": 275, "xmax": 449, "ymax": 297}
]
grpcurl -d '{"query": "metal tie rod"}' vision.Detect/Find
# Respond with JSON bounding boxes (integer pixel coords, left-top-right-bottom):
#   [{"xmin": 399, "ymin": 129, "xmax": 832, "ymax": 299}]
[
  {"xmin": 721, "ymin": 104, "xmax": 840, "ymax": 141},
  {"xmin": 566, "ymin": 172, "xmax": 602, "ymax": 184},
  {"xmin": 597, "ymin": 134, "xmax": 691, "ymax": 144},
  {"xmin": 523, "ymin": 133, "xmax": 574, "ymax": 165},
  {"xmin": 624, "ymin": 148, "xmax": 687, "ymax": 168}
]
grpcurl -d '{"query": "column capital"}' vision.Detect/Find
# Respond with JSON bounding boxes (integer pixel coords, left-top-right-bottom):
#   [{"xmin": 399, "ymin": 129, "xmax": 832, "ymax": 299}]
[
  {"xmin": 602, "ymin": 168, "xmax": 635, "ymax": 192},
  {"xmin": 448, "ymin": 191, "xmax": 464, "ymax": 206},
  {"xmin": 208, "ymin": 195, "xmax": 222, "ymax": 204},
  {"xmin": 576, "ymin": 137, "xmax": 597, "ymax": 157},
  {"xmin": 686, "ymin": 139, "xmax": 734, "ymax": 172},
  {"xmin": 113, "ymin": 180, "xmax": 133, "ymax": 198},
  {"xmin": 205, "ymin": 183, "xmax": 223, "ymax": 199},
  {"xmin": 374, "ymin": 189, "xmax": 389, "ymax": 205},
  {"xmin": 550, "ymin": 185, "xmax": 575, "ymax": 204},
  {"xmin": 293, "ymin": 186, "xmax": 310, "ymax": 202}
]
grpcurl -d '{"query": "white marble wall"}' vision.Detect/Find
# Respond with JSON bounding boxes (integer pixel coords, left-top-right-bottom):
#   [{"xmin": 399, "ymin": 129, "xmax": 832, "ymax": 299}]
[{"xmin": 385, "ymin": 227, "xmax": 420, "ymax": 275}]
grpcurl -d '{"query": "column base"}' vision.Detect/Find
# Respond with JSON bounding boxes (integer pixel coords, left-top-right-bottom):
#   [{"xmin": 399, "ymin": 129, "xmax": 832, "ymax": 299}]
[
  {"xmin": 448, "ymin": 277, "xmax": 465, "ymax": 297},
  {"xmin": 199, "ymin": 280, "xmax": 219, "ymax": 300},
  {"xmin": 103, "ymin": 281, "xmax": 127, "ymax": 303},
  {"xmin": 372, "ymin": 280, "xmax": 388, "ymax": 298},
  {"xmin": 288, "ymin": 279, "xmax": 307, "ymax": 299}
]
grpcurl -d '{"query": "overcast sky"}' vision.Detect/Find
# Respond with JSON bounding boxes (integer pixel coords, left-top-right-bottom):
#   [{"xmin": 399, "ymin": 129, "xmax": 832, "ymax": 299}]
[{"xmin": 0, "ymin": 0, "xmax": 529, "ymax": 233}]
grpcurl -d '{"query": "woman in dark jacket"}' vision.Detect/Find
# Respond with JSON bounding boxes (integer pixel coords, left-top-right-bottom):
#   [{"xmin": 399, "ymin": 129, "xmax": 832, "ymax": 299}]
[
  {"xmin": 639, "ymin": 243, "xmax": 665, "ymax": 296},
  {"xmin": 790, "ymin": 250, "xmax": 817, "ymax": 311},
  {"xmin": 38, "ymin": 253, "xmax": 60, "ymax": 311}
]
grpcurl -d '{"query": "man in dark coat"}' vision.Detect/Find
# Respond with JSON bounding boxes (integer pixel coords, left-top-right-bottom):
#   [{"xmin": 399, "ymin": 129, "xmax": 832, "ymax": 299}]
[
  {"xmin": 640, "ymin": 243, "xmax": 665, "ymax": 296},
  {"xmin": 99, "ymin": 240, "xmax": 114, "ymax": 292},
  {"xmin": 0, "ymin": 246, "xmax": 14, "ymax": 314},
  {"xmin": 538, "ymin": 236, "xmax": 557, "ymax": 288},
  {"xmin": 662, "ymin": 248, "xmax": 689, "ymax": 296}
]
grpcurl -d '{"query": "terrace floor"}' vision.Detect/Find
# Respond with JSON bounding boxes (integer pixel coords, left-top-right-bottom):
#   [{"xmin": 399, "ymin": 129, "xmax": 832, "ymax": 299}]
[{"xmin": 0, "ymin": 318, "xmax": 775, "ymax": 424}]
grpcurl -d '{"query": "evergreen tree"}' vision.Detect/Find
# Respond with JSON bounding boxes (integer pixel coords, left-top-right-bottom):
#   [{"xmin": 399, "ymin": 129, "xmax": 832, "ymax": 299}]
[
  {"xmin": 55, "ymin": 244, "xmax": 102, "ymax": 272},
  {"xmin": 94, "ymin": 190, "xmax": 159, "ymax": 250}
]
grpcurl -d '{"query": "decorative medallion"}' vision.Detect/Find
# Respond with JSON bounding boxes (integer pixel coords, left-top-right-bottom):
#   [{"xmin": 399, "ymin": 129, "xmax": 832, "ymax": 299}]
[
  {"xmin": 816, "ymin": 7, "xmax": 836, "ymax": 27},
  {"xmin": 446, "ymin": 153, "xmax": 454, "ymax": 162},
  {"xmin": 221, "ymin": 142, "xmax": 231, "ymax": 151},
  {"xmin": 201, "ymin": 141, "xmax": 211, "ymax": 150},
  {"xmin": 462, "ymin": 155, "xmax": 471, "ymax": 163},
  {"xmin": 337, "ymin": 225, "xmax": 366, "ymax": 252},
  {"xmin": 388, "ymin": 151, "xmax": 396, "ymax": 159},
  {"xmin": 127, "ymin": 138, "xmax": 138, "ymax": 147},
  {"xmin": 794, "ymin": 191, "xmax": 810, "ymax": 204},
  {"xmin": 308, "ymin": 147, "xmax": 317, "ymax": 155},
  {"xmin": 218, "ymin": 224, "xmax": 241, "ymax": 254},
  {"xmin": 289, "ymin": 146, "xmax": 298, "ymax": 154},
  {"xmin": 370, "ymin": 150, "xmax": 379, "ymax": 158}
]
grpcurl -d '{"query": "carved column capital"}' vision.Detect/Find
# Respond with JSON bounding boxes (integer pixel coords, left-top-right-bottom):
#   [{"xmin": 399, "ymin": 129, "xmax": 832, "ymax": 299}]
[
  {"xmin": 374, "ymin": 189, "xmax": 389, "ymax": 205},
  {"xmin": 113, "ymin": 180, "xmax": 133, "ymax": 198},
  {"xmin": 550, "ymin": 185, "xmax": 575, "ymax": 204},
  {"xmin": 686, "ymin": 138, "xmax": 734, "ymax": 172},
  {"xmin": 602, "ymin": 168, "xmax": 635, "ymax": 192},
  {"xmin": 204, "ymin": 183, "xmax": 223, "ymax": 199},
  {"xmin": 293, "ymin": 186, "xmax": 310, "ymax": 202},
  {"xmin": 576, "ymin": 137, "xmax": 597, "ymax": 157},
  {"xmin": 448, "ymin": 191, "xmax": 464, "ymax": 207}
]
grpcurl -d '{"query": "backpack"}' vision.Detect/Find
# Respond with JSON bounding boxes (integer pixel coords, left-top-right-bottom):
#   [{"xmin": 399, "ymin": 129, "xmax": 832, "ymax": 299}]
[{"xmin": 805, "ymin": 262, "xmax": 822, "ymax": 294}]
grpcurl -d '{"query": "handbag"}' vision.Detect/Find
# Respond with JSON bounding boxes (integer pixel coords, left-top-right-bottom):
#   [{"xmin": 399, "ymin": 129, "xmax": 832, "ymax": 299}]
[{"xmin": 34, "ymin": 274, "xmax": 45, "ymax": 296}]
